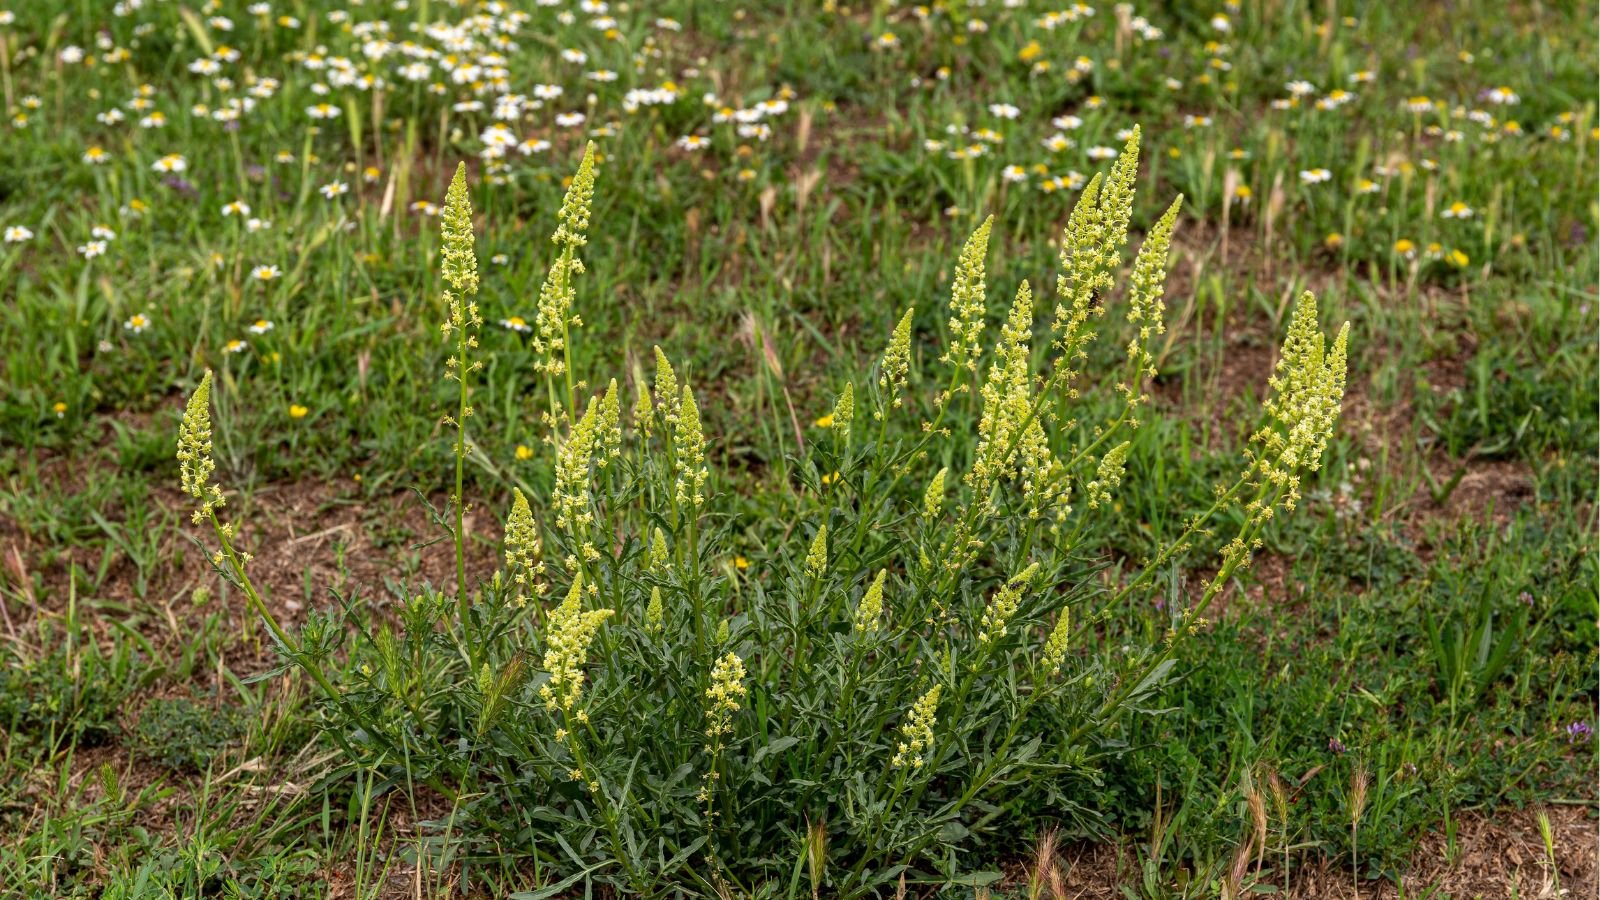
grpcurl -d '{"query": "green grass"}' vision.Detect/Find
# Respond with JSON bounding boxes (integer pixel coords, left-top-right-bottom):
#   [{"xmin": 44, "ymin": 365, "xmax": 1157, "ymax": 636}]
[{"xmin": 0, "ymin": 0, "xmax": 1595, "ymax": 897}]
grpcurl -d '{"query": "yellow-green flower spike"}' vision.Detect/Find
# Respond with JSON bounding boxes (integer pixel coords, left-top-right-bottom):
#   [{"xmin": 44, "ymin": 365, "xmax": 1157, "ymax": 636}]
[
  {"xmin": 1251, "ymin": 292, "xmax": 1350, "ymax": 512},
  {"xmin": 1085, "ymin": 441, "xmax": 1130, "ymax": 510},
  {"xmin": 504, "ymin": 487, "xmax": 545, "ymax": 605},
  {"xmin": 176, "ymin": 370, "xmax": 224, "ymax": 522},
  {"xmin": 973, "ymin": 280, "xmax": 1068, "ymax": 522},
  {"xmin": 854, "ymin": 569, "xmax": 887, "ymax": 633},
  {"xmin": 673, "ymin": 384, "xmax": 707, "ymax": 507},
  {"xmin": 832, "ymin": 382, "xmax": 854, "ymax": 444},
  {"xmin": 978, "ymin": 562, "xmax": 1040, "ymax": 646},
  {"xmin": 650, "ymin": 527, "xmax": 670, "ymax": 572},
  {"xmin": 597, "ymin": 378, "xmax": 622, "ymax": 465},
  {"xmin": 942, "ymin": 215, "xmax": 994, "ymax": 374},
  {"xmin": 440, "ymin": 162, "xmax": 480, "ymax": 301},
  {"xmin": 539, "ymin": 572, "xmax": 614, "ymax": 713},
  {"xmin": 704, "ymin": 651, "xmax": 748, "ymax": 742},
  {"xmin": 553, "ymin": 141, "xmax": 598, "ymax": 249},
  {"xmin": 1042, "ymin": 606, "xmax": 1071, "ymax": 678},
  {"xmin": 553, "ymin": 401, "xmax": 599, "ymax": 544},
  {"xmin": 1128, "ymin": 195, "xmax": 1182, "ymax": 338},
  {"xmin": 646, "ymin": 586, "xmax": 665, "ymax": 633},
  {"xmin": 534, "ymin": 143, "xmax": 599, "ymax": 382},
  {"xmin": 1097, "ymin": 126, "xmax": 1142, "ymax": 271},
  {"xmin": 1052, "ymin": 171, "xmax": 1106, "ymax": 376},
  {"xmin": 923, "ymin": 467, "xmax": 948, "ymax": 518},
  {"xmin": 878, "ymin": 306, "xmax": 914, "ymax": 413},
  {"xmin": 1051, "ymin": 128, "xmax": 1142, "ymax": 392},
  {"xmin": 891, "ymin": 684, "xmax": 941, "ymax": 769},
  {"xmin": 1124, "ymin": 195, "xmax": 1183, "ymax": 405},
  {"xmin": 633, "ymin": 378, "xmax": 654, "ymax": 436},
  {"xmin": 653, "ymin": 346, "xmax": 681, "ymax": 429},
  {"xmin": 440, "ymin": 162, "xmax": 482, "ymax": 387},
  {"xmin": 804, "ymin": 523, "xmax": 828, "ymax": 578}
]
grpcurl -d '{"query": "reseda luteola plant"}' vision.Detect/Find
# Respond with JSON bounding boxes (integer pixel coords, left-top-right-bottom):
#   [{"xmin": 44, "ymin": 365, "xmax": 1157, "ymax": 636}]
[{"xmin": 178, "ymin": 128, "xmax": 1349, "ymax": 895}]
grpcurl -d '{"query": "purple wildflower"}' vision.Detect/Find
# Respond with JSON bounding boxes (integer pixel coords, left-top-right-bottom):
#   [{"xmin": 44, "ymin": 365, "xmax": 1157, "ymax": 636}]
[{"xmin": 162, "ymin": 175, "xmax": 198, "ymax": 196}]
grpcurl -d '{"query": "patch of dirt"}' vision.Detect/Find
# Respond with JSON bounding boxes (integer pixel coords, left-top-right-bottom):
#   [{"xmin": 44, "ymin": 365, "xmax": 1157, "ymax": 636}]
[
  {"xmin": 1033, "ymin": 806, "xmax": 1597, "ymax": 899},
  {"xmin": 1427, "ymin": 457, "xmax": 1535, "ymax": 525},
  {"xmin": 1292, "ymin": 805, "xmax": 1598, "ymax": 899},
  {"xmin": 0, "ymin": 461, "xmax": 503, "ymax": 686}
]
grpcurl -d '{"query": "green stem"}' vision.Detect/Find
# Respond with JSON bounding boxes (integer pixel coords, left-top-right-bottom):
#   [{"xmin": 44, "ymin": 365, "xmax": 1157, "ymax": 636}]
[{"xmin": 453, "ymin": 315, "xmax": 470, "ymax": 639}]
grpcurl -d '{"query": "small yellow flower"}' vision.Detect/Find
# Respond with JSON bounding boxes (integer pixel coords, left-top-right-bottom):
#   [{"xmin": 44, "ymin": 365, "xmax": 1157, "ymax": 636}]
[
  {"xmin": 1445, "ymin": 249, "xmax": 1469, "ymax": 267},
  {"xmin": 515, "ymin": 444, "xmax": 535, "ymax": 461},
  {"xmin": 288, "ymin": 404, "xmax": 309, "ymax": 419},
  {"xmin": 733, "ymin": 555, "xmax": 750, "ymax": 570},
  {"xmin": 52, "ymin": 401, "xmax": 67, "ymax": 417},
  {"xmin": 813, "ymin": 413, "xmax": 834, "ymax": 428},
  {"xmin": 1324, "ymin": 233, "xmax": 1344, "ymax": 249}
]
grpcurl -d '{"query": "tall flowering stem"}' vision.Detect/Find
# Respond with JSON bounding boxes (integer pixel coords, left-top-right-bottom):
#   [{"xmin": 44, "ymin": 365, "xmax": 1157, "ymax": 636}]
[
  {"xmin": 674, "ymin": 380, "xmax": 710, "ymax": 656},
  {"xmin": 699, "ymin": 652, "xmax": 748, "ymax": 827},
  {"xmin": 535, "ymin": 141, "xmax": 598, "ymax": 424},
  {"xmin": 851, "ymin": 683, "xmax": 942, "ymax": 884},
  {"xmin": 538, "ymin": 574, "xmax": 639, "ymax": 888},
  {"xmin": 177, "ymin": 372, "xmax": 340, "ymax": 704},
  {"xmin": 1068, "ymin": 290, "xmax": 1349, "ymax": 743},
  {"xmin": 438, "ymin": 162, "xmax": 481, "ymax": 624},
  {"xmin": 927, "ymin": 216, "xmax": 993, "ymax": 436}
]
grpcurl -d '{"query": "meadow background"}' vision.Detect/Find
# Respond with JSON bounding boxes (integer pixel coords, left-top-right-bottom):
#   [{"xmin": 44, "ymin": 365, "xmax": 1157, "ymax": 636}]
[{"xmin": 0, "ymin": 0, "xmax": 1596, "ymax": 897}]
